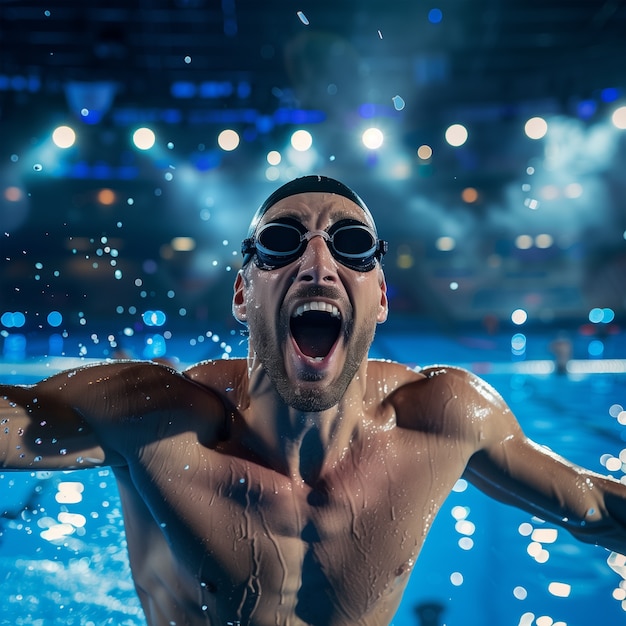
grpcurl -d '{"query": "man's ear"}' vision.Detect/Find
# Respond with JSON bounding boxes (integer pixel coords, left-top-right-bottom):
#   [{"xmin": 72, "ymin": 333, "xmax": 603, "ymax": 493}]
[
  {"xmin": 232, "ymin": 271, "xmax": 248, "ymax": 323},
  {"xmin": 377, "ymin": 272, "xmax": 388, "ymax": 323}
]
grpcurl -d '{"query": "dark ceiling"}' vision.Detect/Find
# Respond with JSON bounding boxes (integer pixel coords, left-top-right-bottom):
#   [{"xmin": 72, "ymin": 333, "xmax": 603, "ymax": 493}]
[{"xmin": 1, "ymin": 0, "xmax": 625, "ymax": 338}]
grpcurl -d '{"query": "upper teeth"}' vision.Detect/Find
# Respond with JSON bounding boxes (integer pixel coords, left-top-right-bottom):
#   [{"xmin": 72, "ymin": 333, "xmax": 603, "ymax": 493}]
[{"xmin": 293, "ymin": 301, "xmax": 341, "ymax": 318}]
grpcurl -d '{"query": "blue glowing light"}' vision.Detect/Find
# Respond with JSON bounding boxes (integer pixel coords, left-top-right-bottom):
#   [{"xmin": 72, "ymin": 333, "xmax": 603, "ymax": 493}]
[
  {"xmin": 142, "ymin": 310, "xmax": 167, "ymax": 327},
  {"xmin": 2, "ymin": 333, "xmax": 26, "ymax": 359},
  {"xmin": 511, "ymin": 333, "xmax": 527, "ymax": 355},
  {"xmin": 576, "ymin": 99, "xmax": 597, "ymax": 119},
  {"xmin": 1, "ymin": 311, "xmax": 26, "ymax": 328},
  {"xmin": 143, "ymin": 334, "xmax": 167, "ymax": 359},
  {"xmin": 428, "ymin": 8, "xmax": 443, "ymax": 24},
  {"xmin": 588, "ymin": 339, "xmax": 604, "ymax": 357},
  {"xmin": 600, "ymin": 87, "xmax": 620, "ymax": 103},
  {"xmin": 589, "ymin": 307, "xmax": 615, "ymax": 324},
  {"xmin": 47, "ymin": 311, "xmax": 63, "ymax": 327},
  {"xmin": 171, "ymin": 81, "xmax": 196, "ymax": 98}
]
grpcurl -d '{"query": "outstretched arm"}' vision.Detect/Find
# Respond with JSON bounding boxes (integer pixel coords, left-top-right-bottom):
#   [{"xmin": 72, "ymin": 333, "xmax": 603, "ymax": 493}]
[
  {"xmin": 1, "ymin": 369, "xmax": 115, "ymax": 469},
  {"xmin": 1, "ymin": 360, "xmax": 216, "ymax": 471},
  {"xmin": 454, "ymin": 369, "xmax": 626, "ymax": 555},
  {"xmin": 409, "ymin": 366, "xmax": 626, "ymax": 555}
]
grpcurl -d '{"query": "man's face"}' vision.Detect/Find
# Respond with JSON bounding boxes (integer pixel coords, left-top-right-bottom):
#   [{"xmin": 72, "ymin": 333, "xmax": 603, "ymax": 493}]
[{"xmin": 234, "ymin": 192, "xmax": 388, "ymax": 412}]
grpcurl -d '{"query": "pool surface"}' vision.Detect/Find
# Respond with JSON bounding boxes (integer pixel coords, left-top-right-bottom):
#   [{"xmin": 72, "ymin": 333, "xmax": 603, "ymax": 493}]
[{"xmin": 1, "ymin": 331, "xmax": 626, "ymax": 626}]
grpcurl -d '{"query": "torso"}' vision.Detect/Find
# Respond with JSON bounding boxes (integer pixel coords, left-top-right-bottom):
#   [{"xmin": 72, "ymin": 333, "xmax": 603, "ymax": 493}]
[{"xmin": 104, "ymin": 359, "xmax": 478, "ymax": 626}]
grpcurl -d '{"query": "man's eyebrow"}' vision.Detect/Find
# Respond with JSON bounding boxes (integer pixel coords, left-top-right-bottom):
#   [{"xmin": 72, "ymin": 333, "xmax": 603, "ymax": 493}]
[{"xmin": 266, "ymin": 210, "xmax": 367, "ymax": 224}]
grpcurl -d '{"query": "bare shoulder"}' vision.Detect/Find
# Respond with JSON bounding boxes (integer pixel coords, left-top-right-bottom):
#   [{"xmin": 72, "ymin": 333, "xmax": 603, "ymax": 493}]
[
  {"xmin": 183, "ymin": 358, "xmax": 249, "ymax": 408},
  {"xmin": 382, "ymin": 363, "xmax": 516, "ymax": 442},
  {"xmin": 39, "ymin": 358, "xmax": 227, "ymax": 427}
]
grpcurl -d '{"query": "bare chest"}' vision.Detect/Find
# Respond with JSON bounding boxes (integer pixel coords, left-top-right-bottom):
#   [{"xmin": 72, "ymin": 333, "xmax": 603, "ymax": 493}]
[{"xmin": 128, "ymin": 430, "xmax": 468, "ymax": 623}]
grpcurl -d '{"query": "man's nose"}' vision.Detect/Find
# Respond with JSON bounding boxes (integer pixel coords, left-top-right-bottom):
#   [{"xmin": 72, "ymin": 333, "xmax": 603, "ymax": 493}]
[{"xmin": 295, "ymin": 233, "xmax": 338, "ymax": 283}]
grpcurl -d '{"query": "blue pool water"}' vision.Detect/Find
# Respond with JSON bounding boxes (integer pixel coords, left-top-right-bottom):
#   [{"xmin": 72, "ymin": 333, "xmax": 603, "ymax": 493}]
[{"xmin": 1, "ymin": 329, "xmax": 625, "ymax": 625}]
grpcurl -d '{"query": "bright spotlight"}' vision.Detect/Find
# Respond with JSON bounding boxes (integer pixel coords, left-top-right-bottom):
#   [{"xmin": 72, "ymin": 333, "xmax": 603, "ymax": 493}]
[
  {"xmin": 265, "ymin": 166, "xmax": 280, "ymax": 181},
  {"xmin": 362, "ymin": 127, "xmax": 384, "ymax": 150},
  {"xmin": 524, "ymin": 117, "xmax": 548, "ymax": 140},
  {"xmin": 435, "ymin": 236, "xmax": 456, "ymax": 251},
  {"xmin": 535, "ymin": 233, "xmax": 553, "ymax": 249},
  {"xmin": 133, "ymin": 127, "xmax": 156, "ymax": 150},
  {"xmin": 444, "ymin": 124, "xmax": 468, "ymax": 147},
  {"xmin": 290, "ymin": 130, "xmax": 313, "ymax": 151},
  {"xmin": 267, "ymin": 150, "xmax": 282, "ymax": 165},
  {"xmin": 218, "ymin": 129, "xmax": 240, "ymax": 151},
  {"xmin": 417, "ymin": 144, "xmax": 433, "ymax": 160},
  {"xmin": 511, "ymin": 309, "xmax": 528, "ymax": 325},
  {"xmin": 611, "ymin": 105, "xmax": 626, "ymax": 130},
  {"xmin": 52, "ymin": 125, "xmax": 76, "ymax": 149},
  {"xmin": 515, "ymin": 235, "xmax": 533, "ymax": 250}
]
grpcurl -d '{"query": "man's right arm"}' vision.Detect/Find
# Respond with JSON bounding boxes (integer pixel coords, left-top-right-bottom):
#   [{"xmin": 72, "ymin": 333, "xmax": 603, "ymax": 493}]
[
  {"xmin": 1, "ymin": 364, "xmax": 130, "ymax": 470},
  {"xmin": 1, "ymin": 359, "xmax": 204, "ymax": 470}
]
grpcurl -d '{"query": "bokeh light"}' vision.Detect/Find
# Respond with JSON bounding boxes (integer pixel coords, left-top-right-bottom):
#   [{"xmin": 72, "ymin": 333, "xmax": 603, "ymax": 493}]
[
  {"xmin": 290, "ymin": 129, "xmax": 313, "ymax": 151},
  {"xmin": 611, "ymin": 105, "xmax": 626, "ymax": 129},
  {"xmin": 524, "ymin": 116, "xmax": 548, "ymax": 139},
  {"xmin": 444, "ymin": 124, "xmax": 468, "ymax": 147},
  {"xmin": 362, "ymin": 127, "xmax": 384, "ymax": 150},
  {"xmin": 217, "ymin": 129, "xmax": 240, "ymax": 151},
  {"xmin": 52, "ymin": 125, "xmax": 76, "ymax": 149},
  {"xmin": 132, "ymin": 127, "xmax": 156, "ymax": 150}
]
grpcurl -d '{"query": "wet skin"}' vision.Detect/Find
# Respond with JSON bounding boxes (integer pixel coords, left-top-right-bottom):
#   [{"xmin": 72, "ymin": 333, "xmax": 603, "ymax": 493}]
[{"xmin": 2, "ymin": 193, "xmax": 626, "ymax": 625}]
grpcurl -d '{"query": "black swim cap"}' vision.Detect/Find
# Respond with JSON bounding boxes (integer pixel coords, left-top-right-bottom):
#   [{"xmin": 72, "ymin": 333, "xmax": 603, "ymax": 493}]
[{"xmin": 242, "ymin": 175, "xmax": 376, "ymax": 266}]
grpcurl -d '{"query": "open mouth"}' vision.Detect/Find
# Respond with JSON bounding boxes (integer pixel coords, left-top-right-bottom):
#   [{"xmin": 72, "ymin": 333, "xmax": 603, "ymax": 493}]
[{"xmin": 290, "ymin": 302, "xmax": 342, "ymax": 360}]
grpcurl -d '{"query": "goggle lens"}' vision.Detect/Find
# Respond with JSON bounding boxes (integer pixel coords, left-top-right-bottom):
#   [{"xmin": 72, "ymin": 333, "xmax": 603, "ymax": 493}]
[{"xmin": 242, "ymin": 218, "xmax": 387, "ymax": 272}]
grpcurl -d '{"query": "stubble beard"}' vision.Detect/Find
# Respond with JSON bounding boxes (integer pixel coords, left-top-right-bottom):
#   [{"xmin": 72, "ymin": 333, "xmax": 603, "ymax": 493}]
[{"xmin": 247, "ymin": 306, "xmax": 376, "ymax": 412}]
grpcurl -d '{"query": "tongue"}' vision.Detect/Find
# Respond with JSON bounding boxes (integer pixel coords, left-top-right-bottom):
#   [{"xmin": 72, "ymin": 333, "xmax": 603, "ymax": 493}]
[{"xmin": 291, "ymin": 311, "xmax": 339, "ymax": 358}]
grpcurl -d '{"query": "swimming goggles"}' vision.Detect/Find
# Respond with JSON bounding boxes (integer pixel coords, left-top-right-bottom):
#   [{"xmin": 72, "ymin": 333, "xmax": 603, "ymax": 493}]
[{"xmin": 241, "ymin": 217, "xmax": 387, "ymax": 272}]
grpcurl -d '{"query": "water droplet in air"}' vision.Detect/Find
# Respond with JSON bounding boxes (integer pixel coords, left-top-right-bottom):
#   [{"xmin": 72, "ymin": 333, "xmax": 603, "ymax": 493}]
[
  {"xmin": 297, "ymin": 11, "xmax": 309, "ymax": 25},
  {"xmin": 392, "ymin": 95, "xmax": 405, "ymax": 111}
]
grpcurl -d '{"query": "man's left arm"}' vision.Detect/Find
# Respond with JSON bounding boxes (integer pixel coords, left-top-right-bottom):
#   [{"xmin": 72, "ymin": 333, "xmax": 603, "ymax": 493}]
[{"xmin": 455, "ymin": 370, "xmax": 626, "ymax": 554}]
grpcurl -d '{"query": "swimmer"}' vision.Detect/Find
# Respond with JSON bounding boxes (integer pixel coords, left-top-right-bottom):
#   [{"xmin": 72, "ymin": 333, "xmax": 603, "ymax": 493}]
[{"xmin": 2, "ymin": 175, "xmax": 626, "ymax": 626}]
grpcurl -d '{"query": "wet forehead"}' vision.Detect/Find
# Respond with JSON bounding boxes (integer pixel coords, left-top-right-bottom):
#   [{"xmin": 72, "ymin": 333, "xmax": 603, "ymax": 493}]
[{"xmin": 258, "ymin": 192, "xmax": 375, "ymax": 230}]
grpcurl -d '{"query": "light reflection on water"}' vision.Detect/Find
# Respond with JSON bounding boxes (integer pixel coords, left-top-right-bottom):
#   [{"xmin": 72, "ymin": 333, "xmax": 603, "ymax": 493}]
[{"xmin": 1, "ymin": 363, "xmax": 625, "ymax": 625}]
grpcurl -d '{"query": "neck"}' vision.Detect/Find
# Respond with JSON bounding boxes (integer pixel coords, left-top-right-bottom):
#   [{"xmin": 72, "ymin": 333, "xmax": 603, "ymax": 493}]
[{"xmin": 240, "ymin": 362, "xmax": 369, "ymax": 484}]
